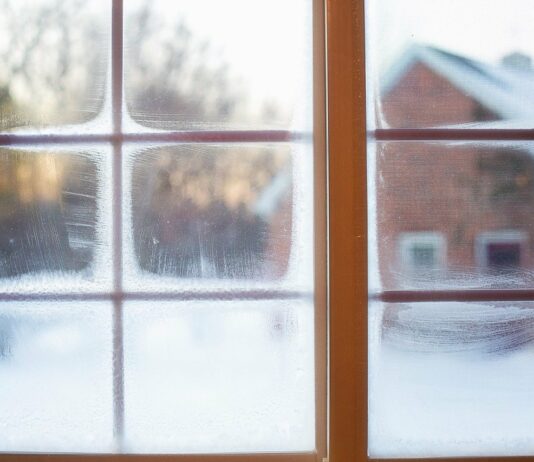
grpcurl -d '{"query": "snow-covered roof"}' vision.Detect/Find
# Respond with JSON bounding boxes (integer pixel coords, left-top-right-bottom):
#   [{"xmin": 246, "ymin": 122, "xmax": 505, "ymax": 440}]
[
  {"xmin": 253, "ymin": 169, "xmax": 291, "ymax": 220},
  {"xmin": 382, "ymin": 44, "xmax": 534, "ymax": 121}
]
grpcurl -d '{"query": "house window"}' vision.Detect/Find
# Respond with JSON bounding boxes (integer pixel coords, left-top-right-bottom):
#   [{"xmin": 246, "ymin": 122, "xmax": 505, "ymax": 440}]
[
  {"xmin": 487, "ymin": 242, "xmax": 521, "ymax": 267},
  {"xmin": 475, "ymin": 231, "xmax": 527, "ymax": 271},
  {"xmin": 0, "ymin": 0, "xmax": 326, "ymax": 459},
  {"xmin": 398, "ymin": 232, "xmax": 446, "ymax": 272}
]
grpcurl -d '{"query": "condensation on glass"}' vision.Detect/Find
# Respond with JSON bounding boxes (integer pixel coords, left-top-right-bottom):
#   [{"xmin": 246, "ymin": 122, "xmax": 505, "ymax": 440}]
[
  {"xmin": 367, "ymin": 0, "xmax": 534, "ymax": 457},
  {"xmin": 124, "ymin": 0, "xmax": 312, "ymax": 131},
  {"xmin": 129, "ymin": 145, "xmax": 291, "ymax": 280},
  {"xmin": 366, "ymin": 0, "xmax": 534, "ymax": 129},
  {"xmin": 123, "ymin": 299, "xmax": 315, "ymax": 453},
  {"xmin": 0, "ymin": 0, "xmax": 315, "ymax": 455},
  {"xmin": 123, "ymin": 142, "xmax": 314, "ymax": 293},
  {"xmin": 0, "ymin": 147, "xmax": 112, "ymax": 293},
  {"xmin": 0, "ymin": 0, "xmax": 109, "ymax": 132},
  {"xmin": 372, "ymin": 142, "xmax": 534, "ymax": 290},
  {"xmin": 0, "ymin": 301, "xmax": 113, "ymax": 452},
  {"xmin": 369, "ymin": 301, "xmax": 534, "ymax": 457}
]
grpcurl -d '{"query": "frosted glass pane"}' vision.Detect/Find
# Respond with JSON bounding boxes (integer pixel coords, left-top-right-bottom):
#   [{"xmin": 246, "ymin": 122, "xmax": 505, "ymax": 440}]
[
  {"xmin": 129, "ymin": 145, "xmax": 290, "ymax": 280},
  {"xmin": 123, "ymin": 299, "xmax": 315, "ymax": 453},
  {"xmin": 371, "ymin": 141, "xmax": 534, "ymax": 290},
  {"xmin": 369, "ymin": 301, "xmax": 534, "ymax": 457},
  {"xmin": 367, "ymin": 0, "xmax": 534, "ymax": 128},
  {"xmin": 0, "ymin": 148, "xmax": 112, "ymax": 293},
  {"xmin": 0, "ymin": 0, "xmax": 109, "ymax": 132},
  {"xmin": 123, "ymin": 143, "xmax": 314, "ymax": 292},
  {"xmin": 0, "ymin": 301, "xmax": 113, "ymax": 453},
  {"xmin": 124, "ymin": 0, "xmax": 312, "ymax": 130}
]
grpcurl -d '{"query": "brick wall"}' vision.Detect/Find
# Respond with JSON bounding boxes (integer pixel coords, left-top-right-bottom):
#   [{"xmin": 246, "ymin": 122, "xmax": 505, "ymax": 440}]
[
  {"xmin": 381, "ymin": 62, "xmax": 496, "ymax": 128},
  {"xmin": 377, "ymin": 62, "xmax": 534, "ymax": 288}
]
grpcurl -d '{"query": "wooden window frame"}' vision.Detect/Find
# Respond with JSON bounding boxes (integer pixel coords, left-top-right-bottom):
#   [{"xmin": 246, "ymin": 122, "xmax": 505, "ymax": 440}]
[
  {"xmin": 328, "ymin": 0, "xmax": 367, "ymax": 460},
  {"xmin": 327, "ymin": 0, "xmax": 534, "ymax": 461}
]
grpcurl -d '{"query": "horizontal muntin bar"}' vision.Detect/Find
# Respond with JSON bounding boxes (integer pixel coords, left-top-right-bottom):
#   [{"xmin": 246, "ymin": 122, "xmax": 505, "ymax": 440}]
[
  {"xmin": 0, "ymin": 130, "xmax": 311, "ymax": 146},
  {"xmin": 373, "ymin": 128, "xmax": 534, "ymax": 141},
  {"xmin": 0, "ymin": 290, "xmax": 313, "ymax": 303},
  {"xmin": 374, "ymin": 289, "xmax": 534, "ymax": 303},
  {"xmin": 0, "ymin": 453, "xmax": 317, "ymax": 462}
]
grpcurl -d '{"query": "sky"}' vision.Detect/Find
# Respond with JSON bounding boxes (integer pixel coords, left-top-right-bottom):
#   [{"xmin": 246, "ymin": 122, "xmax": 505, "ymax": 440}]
[
  {"xmin": 12, "ymin": 0, "xmax": 534, "ymax": 94},
  {"xmin": 369, "ymin": 0, "xmax": 534, "ymax": 70},
  {"xmin": 5, "ymin": 0, "xmax": 311, "ymax": 114},
  {"xmin": 127, "ymin": 0, "xmax": 311, "ymax": 106}
]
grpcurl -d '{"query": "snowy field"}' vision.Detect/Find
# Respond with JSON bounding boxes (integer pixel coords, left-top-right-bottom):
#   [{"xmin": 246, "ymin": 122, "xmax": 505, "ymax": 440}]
[
  {"xmin": 0, "ymin": 299, "xmax": 314, "ymax": 454},
  {"xmin": 370, "ymin": 302, "xmax": 534, "ymax": 457},
  {"xmin": 0, "ymin": 302, "xmax": 113, "ymax": 453}
]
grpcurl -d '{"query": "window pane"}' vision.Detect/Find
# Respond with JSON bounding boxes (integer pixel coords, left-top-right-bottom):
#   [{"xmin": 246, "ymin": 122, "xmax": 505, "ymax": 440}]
[
  {"xmin": 0, "ymin": 301, "xmax": 113, "ymax": 452},
  {"xmin": 370, "ymin": 141, "xmax": 534, "ymax": 290},
  {"xmin": 0, "ymin": 148, "xmax": 112, "ymax": 293},
  {"xmin": 123, "ymin": 299, "xmax": 315, "ymax": 453},
  {"xmin": 369, "ymin": 301, "xmax": 534, "ymax": 457},
  {"xmin": 124, "ymin": 0, "xmax": 312, "ymax": 130},
  {"xmin": 366, "ymin": 0, "xmax": 534, "ymax": 129},
  {"xmin": 0, "ymin": 0, "xmax": 109, "ymax": 132},
  {"xmin": 123, "ymin": 143, "xmax": 313, "ymax": 292}
]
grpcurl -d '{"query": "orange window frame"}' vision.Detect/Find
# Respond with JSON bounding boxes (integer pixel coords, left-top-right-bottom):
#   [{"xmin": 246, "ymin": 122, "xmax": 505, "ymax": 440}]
[
  {"xmin": 327, "ymin": 0, "xmax": 367, "ymax": 460},
  {"xmin": 328, "ymin": 1, "xmax": 534, "ymax": 462}
]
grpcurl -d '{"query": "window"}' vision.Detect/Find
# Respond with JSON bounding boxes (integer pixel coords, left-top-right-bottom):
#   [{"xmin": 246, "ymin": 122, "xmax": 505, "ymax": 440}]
[
  {"xmin": 364, "ymin": 0, "xmax": 534, "ymax": 459},
  {"xmin": 398, "ymin": 232, "xmax": 446, "ymax": 273},
  {"xmin": 475, "ymin": 230, "xmax": 527, "ymax": 271},
  {"xmin": 0, "ymin": 0, "xmax": 326, "ymax": 460}
]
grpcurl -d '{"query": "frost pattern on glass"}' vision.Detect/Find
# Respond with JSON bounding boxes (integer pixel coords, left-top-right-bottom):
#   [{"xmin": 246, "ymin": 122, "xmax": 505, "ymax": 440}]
[
  {"xmin": 123, "ymin": 143, "xmax": 314, "ymax": 292},
  {"xmin": 369, "ymin": 301, "xmax": 534, "ymax": 457},
  {"xmin": 0, "ymin": 0, "xmax": 109, "ymax": 132},
  {"xmin": 367, "ymin": 0, "xmax": 534, "ymax": 129},
  {"xmin": 0, "ymin": 148, "xmax": 112, "ymax": 293},
  {"xmin": 123, "ymin": 299, "xmax": 315, "ymax": 454},
  {"xmin": 0, "ymin": 0, "xmax": 317, "ymax": 455},
  {"xmin": 0, "ymin": 301, "xmax": 113, "ymax": 453},
  {"xmin": 124, "ymin": 0, "xmax": 312, "ymax": 131},
  {"xmin": 373, "ymin": 141, "xmax": 534, "ymax": 290},
  {"xmin": 130, "ymin": 145, "xmax": 290, "ymax": 280}
]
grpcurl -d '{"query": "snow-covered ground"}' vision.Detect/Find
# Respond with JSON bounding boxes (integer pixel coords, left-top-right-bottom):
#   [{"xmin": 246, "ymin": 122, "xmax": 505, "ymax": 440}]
[
  {"xmin": 0, "ymin": 299, "xmax": 314, "ymax": 454},
  {"xmin": 369, "ymin": 302, "xmax": 534, "ymax": 457},
  {"xmin": 0, "ymin": 302, "xmax": 113, "ymax": 453},
  {"xmin": 123, "ymin": 300, "xmax": 315, "ymax": 453}
]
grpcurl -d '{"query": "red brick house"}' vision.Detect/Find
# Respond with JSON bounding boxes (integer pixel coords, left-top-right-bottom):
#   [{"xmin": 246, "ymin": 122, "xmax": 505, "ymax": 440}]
[{"xmin": 377, "ymin": 45, "xmax": 534, "ymax": 289}]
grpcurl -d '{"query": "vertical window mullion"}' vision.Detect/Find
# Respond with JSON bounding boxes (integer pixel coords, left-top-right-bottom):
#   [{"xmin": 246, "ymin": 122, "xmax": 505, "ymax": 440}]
[{"xmin": 111, "ymin": 0, "xmax": 125, "ymax": 450}]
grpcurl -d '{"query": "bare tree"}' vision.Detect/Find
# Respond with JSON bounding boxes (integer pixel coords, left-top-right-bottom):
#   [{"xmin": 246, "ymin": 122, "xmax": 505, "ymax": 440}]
[
  {"xmin": 125, "ymin": 2, "xmax": 245, "ymax": 128},
  {"xmin": 0, "ymin": 0, "xmax": 290, "ymax": 280},
  {"xmin": 0, "ymin": 0, "xmax": 105, "ymax": 128},
  {"xmin": 0, "ymin": 0, "xmax": 268, "ymax": 128}
]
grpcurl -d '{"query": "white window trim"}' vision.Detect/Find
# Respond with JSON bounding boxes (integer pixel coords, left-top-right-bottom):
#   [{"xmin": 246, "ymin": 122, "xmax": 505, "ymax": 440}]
[{"xmin": 398, "ymin": 231, "xmax": 446, "ymax": 272}]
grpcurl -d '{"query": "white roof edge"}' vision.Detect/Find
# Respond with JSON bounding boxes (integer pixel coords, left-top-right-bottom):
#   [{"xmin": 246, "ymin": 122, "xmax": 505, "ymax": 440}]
[{"xmin": 380, "ymin": 44, "xmax": 534, "ymax": 121}]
